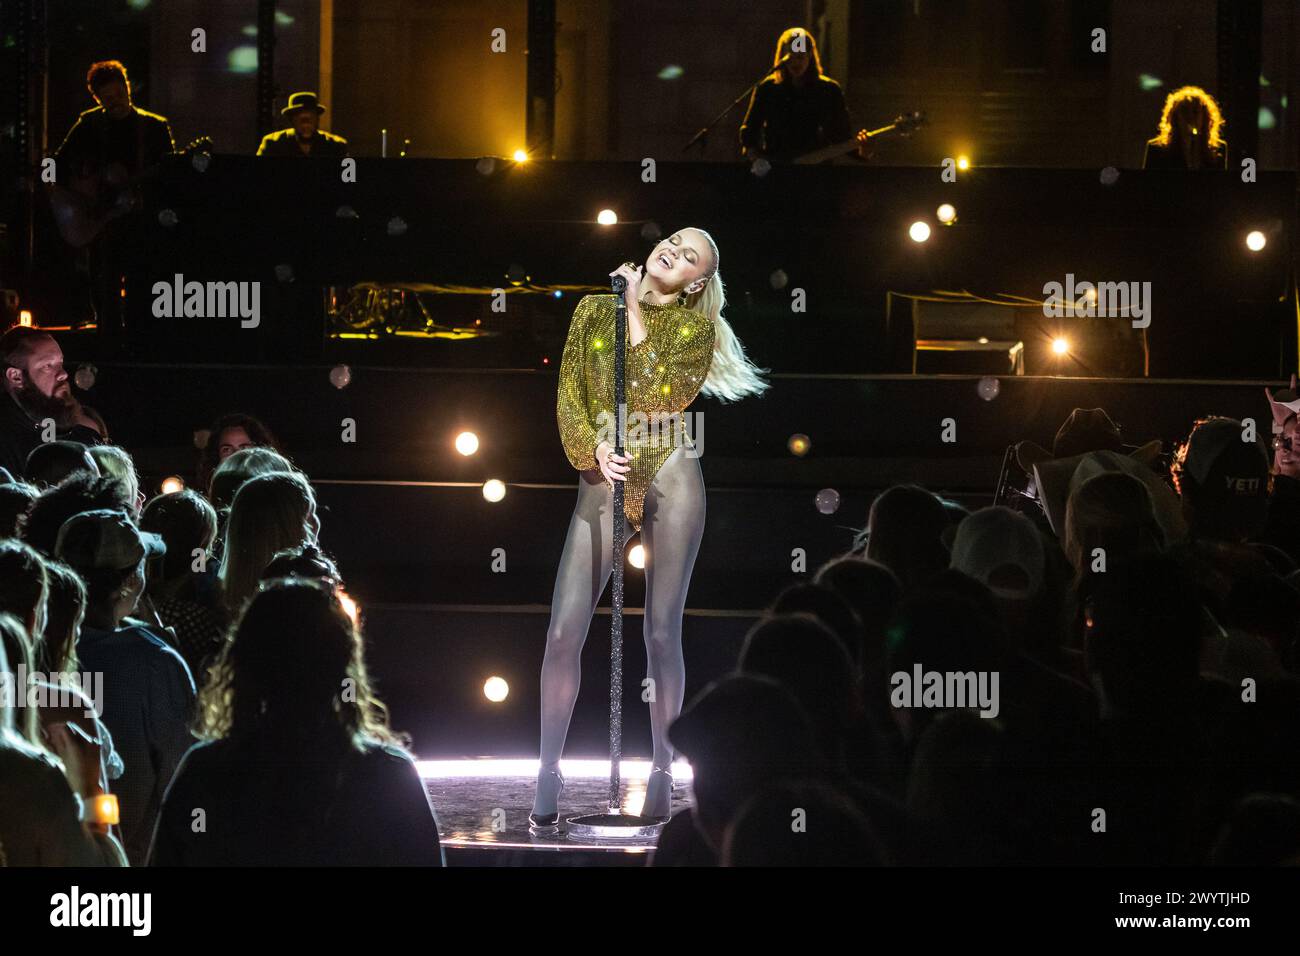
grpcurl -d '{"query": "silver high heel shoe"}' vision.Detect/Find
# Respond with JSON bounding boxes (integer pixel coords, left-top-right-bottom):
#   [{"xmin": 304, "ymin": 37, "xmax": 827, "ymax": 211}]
[
  {"xmin": 529, "ymin": 766, "xmax": 566, "ymax": 828},
  {"xmin": 642, "ymin": 765, "xmax": 674, "ymax": 821}
]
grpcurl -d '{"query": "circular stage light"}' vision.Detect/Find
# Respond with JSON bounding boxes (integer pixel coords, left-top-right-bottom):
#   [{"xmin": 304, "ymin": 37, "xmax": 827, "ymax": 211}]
[
  {"xmin": 977, "ymin": 377, "xmax": 1000, "ymax": 401},
  {"xmin": 787, "ymin": 433, "xmax": 810, "ymax": 456},
  {"xmin": 1052, "ymin": 337, "xmax": 1070, "ymax": 356},
  {"xmin": 455, "ymin": 431, "xmax": 480, "ymax": 456},
  {"xmin": 160, "ymin": 476, "xmax": 185, "ymax": 495},
  {"xmin": 957, "ymin": 155, "xmax": 971, "ymax": 171},
  {"xmin": 483, "ymin": 676, "xmax": 509, "ymax": 702},
  {"xmin": 909, "ymin": 221, "xmax": 931, "ymax": 243},
  {"xmin": 482, "ymin": 479, "xmax": 506, "ymax": 502},
  {"xmin": 628, "ymin": 544, "xmax": 646, "ymax": 569},
  {"xmin": 512, "ymin": 149, "xmax": 528, "ymax": 162},
  {"xmin": 329, "ymin": 364, "xmax": 352, "ymax": 389},
  {"xmin": 936, "ymin": 203, "xmax": 957, "ymax": 224},
  {"xmin": 1246, "ymin": 230, "xmax": 1267, "ymax": 252},
  {"xmin": 597, "ymin": 209, "xmax": 618, "ymax": 225},
  {"xmin": 74, "ymin": 364, "xmax": 97, "ymax": 390}
]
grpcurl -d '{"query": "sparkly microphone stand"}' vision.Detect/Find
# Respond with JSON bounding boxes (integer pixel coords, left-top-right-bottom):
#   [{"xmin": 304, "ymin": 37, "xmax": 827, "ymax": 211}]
[{"xmin": 566, "ymin": 272, "xmax": 666, "ymax": 843}]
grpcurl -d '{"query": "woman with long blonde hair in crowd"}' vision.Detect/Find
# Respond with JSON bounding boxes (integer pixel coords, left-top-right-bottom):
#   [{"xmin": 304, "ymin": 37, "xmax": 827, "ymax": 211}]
[{"xmin": 218, "ymin": 471, "xmax": 320, "ymax": 617}]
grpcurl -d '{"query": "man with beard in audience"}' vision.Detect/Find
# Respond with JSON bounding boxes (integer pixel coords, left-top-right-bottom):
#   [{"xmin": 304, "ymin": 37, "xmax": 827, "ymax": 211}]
[{"xmin": 0, "ymin": 327, "xmax": 103, "ymax": 478}]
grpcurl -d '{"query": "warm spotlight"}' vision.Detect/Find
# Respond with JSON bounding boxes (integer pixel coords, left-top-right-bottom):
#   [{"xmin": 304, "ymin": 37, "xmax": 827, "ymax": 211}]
[
  {"xmin": 1246, "ymin": 230, "xmax": 1267, "ymax": 252},
  {"xmin": 483, "ymin": 676, "xmax": 509, "ymax": 702},
  {"xmin": 628, "ymin": 544, "xmax": 646, "ymax": 569},
  {"xmin": 1051, "ymin": 337, "xmax": 1070, "ymax": 356},
  {"xmin": 936, "ymin": 203, "xmax": 957, "ymax": 224},
  {"xmin": 455, "ymin": 431, "xmax": 480, "ymax": 456},
  {"xmin": 482, "ymin": 479, "xmax": 506, "ymax": 502},
  {"xmin": 18, "ymin": 310, "xmax": 33, "ymax": 327},
  {"xmin": 160, "ymin": 476, "xmax": 185, "ymax": 494},
  {"xmin": 597, "ymin": 209, "xmax": 618, "ymax": 225},
  {"xmin": 512, "ymin": 149, "xmax": 528, "ymax": 162},
  {"xmin": 957, "ymin": 155, "xmax": 971, "ymax": 170},
  {"xmin": 787, "ymin": 433, "xmax": 811, "ymax": 456},
  {"xmin": 909, "ymin": 221, "xmax": 931, "ymax": 243}
]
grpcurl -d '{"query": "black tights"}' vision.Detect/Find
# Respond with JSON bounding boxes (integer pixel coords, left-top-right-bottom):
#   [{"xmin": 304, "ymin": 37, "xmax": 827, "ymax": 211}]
[{"xmin": 537, "ymin": 446, "xmax": 706, "ymax": 771}]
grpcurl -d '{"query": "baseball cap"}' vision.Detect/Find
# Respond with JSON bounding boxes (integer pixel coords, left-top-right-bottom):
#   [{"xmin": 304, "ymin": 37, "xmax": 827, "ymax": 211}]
[
  {"xmin": 949, "ymin": 506, "xmax": 1045, "ymax": 600},
  {"xmin": 55, "ymin": 509, "xmax": 166, "ymax": 572},
  {"xmin": 1181, "ymin": 417, "xmax": 1269, "ymax": 497}
]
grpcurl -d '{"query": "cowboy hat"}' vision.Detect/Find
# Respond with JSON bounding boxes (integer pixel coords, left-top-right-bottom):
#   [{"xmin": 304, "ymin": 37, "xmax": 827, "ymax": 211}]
[{"xmin": 281, "ymin": 91, "xmax": 326, "ymax": 116}]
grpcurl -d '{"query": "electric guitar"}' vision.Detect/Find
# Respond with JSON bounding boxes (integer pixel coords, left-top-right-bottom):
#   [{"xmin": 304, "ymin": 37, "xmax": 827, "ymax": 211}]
[
  {"xmin": 791, "ymin": 110, "xmax": 926, "ymax": 165},
  {"xmin": 48, "ymin": 136, "xmax": 213, "ymax": 248}
]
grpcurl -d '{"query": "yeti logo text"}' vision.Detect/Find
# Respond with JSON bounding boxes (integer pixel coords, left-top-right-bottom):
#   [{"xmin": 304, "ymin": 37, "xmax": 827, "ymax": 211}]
[
  {"xmin": 1042, "ymin": 273, "xmax": 1150, "ymax": 329},
  {"xmin": 152, "ymin": 274, "xmax": 260, "ymax": 328}
]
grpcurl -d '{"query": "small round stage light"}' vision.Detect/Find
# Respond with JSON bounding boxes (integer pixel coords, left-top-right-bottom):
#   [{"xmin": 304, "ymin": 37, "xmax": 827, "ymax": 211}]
[
  {"xmin": 74, "ymin": 365, "xmax": 96, "ymax": 389},
  {"xmin": 482, "ymin": 479, "xmax": 506, "ymax": 502},
  {"xmin": 329, "ymin": 364, "xmax": 352, "ymax": 389},
  {"xmin": 1051, "ymin": 337, "xmax": 1070, "ymax": 356},
  {"xmin": 160, "ymin": 476, "xmax": 185, "ymax": 495},
  {"xmin": 628, "ymin": 544, "xmax": 646, "ymax": 569},
  {"xmin": 957, "ymin": 156, "xmax": 971, "ymax": 171},
  {"xmin": 977, "ymin": 377, "xmax": 1000, "ymax": 401},
  {"xmin": 909, "ymin": 221, "xmax": 931, "ymax": 243},
  {"xmin": 512, "ymin": 149, "xmax": 528, "ymax": 163},
  {"xmin": 18, "ymin": 310, "xmax": 34, "ymax": 327},
  {"xmin": 936, "ymin": 203, "xmax": 957, "ymax": 224},
  {"xmin": 455, "ymin": 431, "xmax": 479, "ymax": 456},
  {"xmin": 597, "ymin": 209, "xmax": 619, "ymax": 225},
  {"xmin": 787, "ymin": 433, "xmax": 811, "ymax": 456},
  {"xmin": 1246, "ymin": 230, "xmax": 1267, "ymax": 252},
  {"xmin": 815, "ymin": 488, "xmax": 841, "ymax": 515},
  {"xmin": 483, "ymin": 676, "xmax": 509, "ymax": 702}
]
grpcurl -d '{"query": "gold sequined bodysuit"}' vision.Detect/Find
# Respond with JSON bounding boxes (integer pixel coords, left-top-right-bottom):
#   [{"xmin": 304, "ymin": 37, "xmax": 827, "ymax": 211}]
[{"xmin": 557, "ymin": 294, "xmax": 716, "ymax": 532}]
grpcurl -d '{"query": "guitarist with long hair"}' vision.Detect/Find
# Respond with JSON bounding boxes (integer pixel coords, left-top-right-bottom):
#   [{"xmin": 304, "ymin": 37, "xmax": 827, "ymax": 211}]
[
  {"xmin": 49, "ymin": 60, "xmax": 174, "ymax": 353},
  {"xmin": 739, "ymin": 27, "xmax": 871, "ymax": 164}
]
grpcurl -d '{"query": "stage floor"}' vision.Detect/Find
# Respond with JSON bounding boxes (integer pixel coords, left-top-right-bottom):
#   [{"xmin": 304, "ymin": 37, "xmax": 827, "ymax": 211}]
[{"xmin": 419, "ymin": 759, "xmax": 694, "ymax": 863}]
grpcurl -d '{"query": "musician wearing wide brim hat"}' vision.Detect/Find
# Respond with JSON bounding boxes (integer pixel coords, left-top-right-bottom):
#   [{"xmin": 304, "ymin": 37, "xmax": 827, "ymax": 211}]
[{"xmin": 256, "ymin": 91, "xmax": 350, "ymax": 158}]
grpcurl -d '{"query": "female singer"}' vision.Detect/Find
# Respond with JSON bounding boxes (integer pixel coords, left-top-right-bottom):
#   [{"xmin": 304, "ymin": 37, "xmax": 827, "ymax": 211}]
[{"xmin": 531, "ymin": 227, "xmax": 769, "ymax": 826}]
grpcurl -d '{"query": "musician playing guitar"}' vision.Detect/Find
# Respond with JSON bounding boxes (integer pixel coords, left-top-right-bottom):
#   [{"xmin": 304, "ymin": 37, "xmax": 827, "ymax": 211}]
[
  {"xmin": 54, "ymin": 60, "xmax": 175, "ymax": 204},
  {"xmin": 49, "ymin": 60, "xmax": 174, "ymax": 352},
  {"xmin": 739, "ymin": 27, "xmax": 872, "ymax": 164}
]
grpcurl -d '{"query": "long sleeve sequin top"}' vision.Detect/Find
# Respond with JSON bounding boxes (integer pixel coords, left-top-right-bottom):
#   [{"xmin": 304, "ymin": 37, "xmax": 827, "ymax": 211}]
[{"xmin": 557, "ymin": 294, "xmax": 716, "ymax": 532}]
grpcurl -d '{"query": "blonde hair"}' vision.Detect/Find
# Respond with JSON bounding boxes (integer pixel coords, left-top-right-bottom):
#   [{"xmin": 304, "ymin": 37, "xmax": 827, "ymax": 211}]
[
  {"xmin": 219, "ymin": 471, "xmax": 317, "ymax": 616},
  {"xmin": 1152, "ymin": 86, "xmax": 1226, "ymax": 149},
  {"xmin": 771, "ymin": 27, "xmax": 824, "ymax": 84},
  {"xmin": 675, "ymin": 227, "xmax": 771, "ymax": 403}
]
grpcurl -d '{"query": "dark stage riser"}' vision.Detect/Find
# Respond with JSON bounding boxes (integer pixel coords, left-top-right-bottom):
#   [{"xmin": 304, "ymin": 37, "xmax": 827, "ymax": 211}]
[{"xmin": 32, "ymin": 158, "xmax": 1299, "ymax": 377}]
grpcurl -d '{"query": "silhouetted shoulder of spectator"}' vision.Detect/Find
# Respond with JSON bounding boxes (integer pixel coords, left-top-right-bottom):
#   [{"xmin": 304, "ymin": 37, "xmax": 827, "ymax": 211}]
[
  {"xmin": 0, "ymin": 745, "xmax": 121, "ymax": 866},
  {"xmin": 1262, "ymin": 474, "xmax": 1300, "ymax": 565},
  {"xmin": 1210, "ymin": 793, "xmax": 1300, "ymax": 865},
  {"xmin": 649, "ymin": 806, "xmax": 716, "ymax": 866},
  {"xmin": 149, "ymin": 736, "xmax": 443, "ymax": 866}
]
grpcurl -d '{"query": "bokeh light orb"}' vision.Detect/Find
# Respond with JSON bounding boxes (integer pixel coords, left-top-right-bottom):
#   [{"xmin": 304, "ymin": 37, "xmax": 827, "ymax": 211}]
[
  {"xmin": 455, "ymin": 431, "xmax": 479, "ymax": 456},
  {"xmin": 815, "ymin": 488, "xmax": 841, "ymax": 515},
  {"xmin": 482, "ymin": 479, "xmax": 506, "ymax": 502}
]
